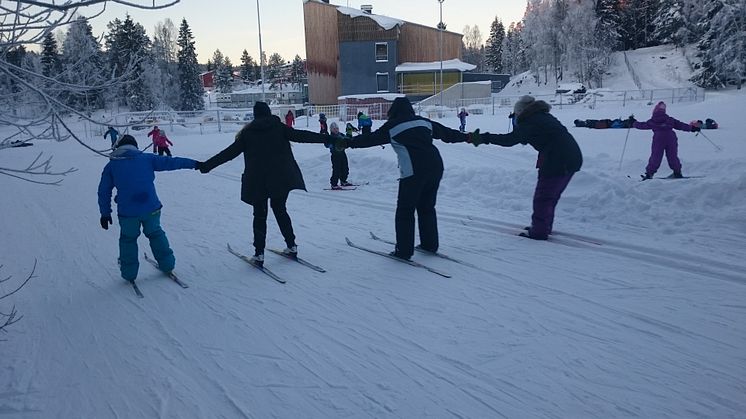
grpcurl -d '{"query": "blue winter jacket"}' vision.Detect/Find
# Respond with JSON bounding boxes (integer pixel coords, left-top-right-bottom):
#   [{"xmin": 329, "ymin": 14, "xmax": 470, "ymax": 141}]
[{"xmin": 98, "ymin": 145, "xmax": 196, "ymax": 217}]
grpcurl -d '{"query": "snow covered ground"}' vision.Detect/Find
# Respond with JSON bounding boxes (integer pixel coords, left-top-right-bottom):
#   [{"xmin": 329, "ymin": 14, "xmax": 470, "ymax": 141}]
[{"xmin": 1, "ymin": 86, "xmax": 744, "ymax": 418}]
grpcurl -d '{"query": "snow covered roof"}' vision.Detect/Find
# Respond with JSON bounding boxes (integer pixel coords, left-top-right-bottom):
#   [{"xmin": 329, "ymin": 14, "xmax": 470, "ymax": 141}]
[
  {"xmin": 338, "ymin": 93, "xmax": 405, "ymax": 101},
  {"xmin": 335, "ymin": 5, "xmax": 403, "ymax": 30},
  {"xmin": 395, "ymin": 59, "xmax": 477, "ymax": 73}
]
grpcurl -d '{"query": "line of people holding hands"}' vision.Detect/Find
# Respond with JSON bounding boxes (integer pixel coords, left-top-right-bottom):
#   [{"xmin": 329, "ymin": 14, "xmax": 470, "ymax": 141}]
[{"xmin": 99, "ymin": 96, "xmax": 585, "ymax": 283}]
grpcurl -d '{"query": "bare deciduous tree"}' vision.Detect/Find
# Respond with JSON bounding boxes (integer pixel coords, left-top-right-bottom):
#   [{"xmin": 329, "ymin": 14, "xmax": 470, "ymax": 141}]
[
  {"xmin": 0, "ymin": 1, "xmax": 179, "ymax": 337},
  {"xmin": 0, "ymin": 0, "xmax": 180, "ymax": 185}
]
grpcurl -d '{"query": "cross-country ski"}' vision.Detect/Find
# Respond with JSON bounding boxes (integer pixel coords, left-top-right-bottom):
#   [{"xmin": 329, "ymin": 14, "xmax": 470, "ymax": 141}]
[
  {"xmin": 227, "ymin": 243, "xmax": 287, "ymax": 284},
  {"xmin": 2, "ymin": 7, "xmax": 744, "ymax": 418}
]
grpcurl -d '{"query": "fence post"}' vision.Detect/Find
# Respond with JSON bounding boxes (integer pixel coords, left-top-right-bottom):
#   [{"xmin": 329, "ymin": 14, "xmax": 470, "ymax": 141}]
[
  {"xmin": 623, "ymin": 91, "xmax": 627, "ymax": 107},
  {"xmin": 672, "ymin": 89, "xmax": 675, "ymax": 104},
  {"xmin": 217, "ymin": 109, "xmax": 222, "ymax": 132},
  {"xmin": 649, "ymin": 90, "xmax": 653, "ymax": 103},
  {"xmin": 492, "ymin": 96, "xmax": 495, "ymax": 115}
]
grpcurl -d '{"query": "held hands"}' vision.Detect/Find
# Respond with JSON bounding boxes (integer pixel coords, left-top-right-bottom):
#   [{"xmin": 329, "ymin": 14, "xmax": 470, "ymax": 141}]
[
  {"xmin": 691, "ymin": 125, "xmax": 701, "ymax": 132},
  {"xmin": 100, "ymin": 215, "xmax": 113, "ymax": 230},
  {"xmin": 195, "ymin": 161, "xmax": 210, "ymax": 174},
  {"xmin": 627, "ymin": 115, "xmax": 636, "ymax": 124},
  {"xmin": 467, "ymin": 129, "xmax": 485, "ymax": 147}
]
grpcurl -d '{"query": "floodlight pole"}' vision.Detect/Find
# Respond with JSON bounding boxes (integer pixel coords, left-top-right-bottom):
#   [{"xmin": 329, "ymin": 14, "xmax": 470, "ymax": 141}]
[
  {"xmin": 438, "ymin": 0, "xmax": 444, "ymax": 107},
  {"xmin": 257, "ymin": 0, "xmax": 266, "ymax": 102}
]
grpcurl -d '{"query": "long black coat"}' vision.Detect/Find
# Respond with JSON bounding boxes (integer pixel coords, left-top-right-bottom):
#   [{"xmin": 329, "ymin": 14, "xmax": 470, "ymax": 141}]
[
  {"xmin": 483, "ymin": 101, "xmax": 583, "ymax": 177},
  {"xmin": 202, "ymin": 115, "xmax": 328, "ymax": 204}
]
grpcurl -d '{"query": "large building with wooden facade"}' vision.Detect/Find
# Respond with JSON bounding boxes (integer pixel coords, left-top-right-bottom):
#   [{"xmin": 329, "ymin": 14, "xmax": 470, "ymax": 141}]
[{"xmin": 303, "ymin": 0, "xmax": 472, "ymax": 105}]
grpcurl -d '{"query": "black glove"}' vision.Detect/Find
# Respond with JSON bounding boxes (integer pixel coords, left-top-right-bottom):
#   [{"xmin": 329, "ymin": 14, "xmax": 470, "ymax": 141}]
[
  {"xmin": 508, "ymin": 112, "xmax": 515, "ymax": 119},
  {"xmin": 627, "ymin": 115, "xmax": 636, "ymax": 124},
  {"xmin": 195, "ymin": 161, "xmax": 210, "ymax": 174},
  {"xmin": 100, "ymin": 215, "xmax": 113, "ymax": 230},
  {"xmin": 468, "ymin": 129, "xmax": 484, "ymax": 147},
  {"xmin": 691, "ymin": 126, "xmax": 701, "ymax": 132}
]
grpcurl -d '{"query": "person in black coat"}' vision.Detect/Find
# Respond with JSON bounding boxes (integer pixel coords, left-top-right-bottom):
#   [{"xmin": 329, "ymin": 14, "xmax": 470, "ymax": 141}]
[
  {"xmin": 339, "ymin": 97, "xmax": 467, "ymax": 259},
  {"xmin": 197, "ymin": 102, "xmax": 329, "ymax": 265},
  {"xmin": 472, "ymin": 95, "xmax": 583, "ymax": 240}
]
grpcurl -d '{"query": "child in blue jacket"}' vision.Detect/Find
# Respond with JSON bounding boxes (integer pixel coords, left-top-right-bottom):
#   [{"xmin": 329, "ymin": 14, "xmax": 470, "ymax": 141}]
[{"xmin": 97, "ymin": 135, "xmax": 199, "ymax": 283}]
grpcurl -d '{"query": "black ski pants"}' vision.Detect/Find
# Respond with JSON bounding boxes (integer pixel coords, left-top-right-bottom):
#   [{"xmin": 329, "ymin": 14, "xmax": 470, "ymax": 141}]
[
  {"xmin": 330, "ymin": 152, "xmax": 349, "ymax": 185},
  {"xmin": 394, "ymin": 172, "xmax": 442, "ymax": 258},
  {"xmin": 251, "ymin": 189, "xmax": 295, "ymax": 254}
]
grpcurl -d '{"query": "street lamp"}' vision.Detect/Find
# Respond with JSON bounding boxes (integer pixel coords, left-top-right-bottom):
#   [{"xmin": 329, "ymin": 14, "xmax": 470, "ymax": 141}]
[
  {"xmin": 438, "ymin": 0, "xmax": 444, "ymax": 107},
  {"xmin": 257, "ymin": 0, "xmax": 266, "ymax": 102}
]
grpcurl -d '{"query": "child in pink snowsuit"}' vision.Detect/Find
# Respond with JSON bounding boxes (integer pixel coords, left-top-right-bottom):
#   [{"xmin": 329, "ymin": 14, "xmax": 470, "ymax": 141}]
[
  {"xmin": 633, "ymin": 101, "xmax": 699, "ymax": 179},
  {"xmin": 152, "ymin": 128, "xmax": 174, "ymax": 157}
]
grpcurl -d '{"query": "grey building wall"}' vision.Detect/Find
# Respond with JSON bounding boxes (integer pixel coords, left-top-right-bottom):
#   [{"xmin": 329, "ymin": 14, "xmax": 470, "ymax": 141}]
[{"xmin": 339, "ymin": 40, "xmax": 397, "ymax": 97}]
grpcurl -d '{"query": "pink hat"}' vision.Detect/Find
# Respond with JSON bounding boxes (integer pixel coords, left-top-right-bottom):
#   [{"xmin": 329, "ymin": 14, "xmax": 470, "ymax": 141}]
[{"xmin": 653, "ymin": 101, "xmax": 666, "ymax": 115}]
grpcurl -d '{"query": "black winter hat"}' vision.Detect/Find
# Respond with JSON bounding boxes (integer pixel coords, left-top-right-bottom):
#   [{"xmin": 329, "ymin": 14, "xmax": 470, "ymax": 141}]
[
  {"xmin": 253, "ymin": 101, "xmax": 271, "ymax": 117},
  {"xmin": 116, "ymin": 134, "xmax": 138, "ymax": 148}
]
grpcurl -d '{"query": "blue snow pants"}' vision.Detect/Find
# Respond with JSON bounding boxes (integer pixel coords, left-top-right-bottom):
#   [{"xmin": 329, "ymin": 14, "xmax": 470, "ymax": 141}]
[{"xmin": 118, "ymin": 210, "xmax": 174, "ymax": 281}]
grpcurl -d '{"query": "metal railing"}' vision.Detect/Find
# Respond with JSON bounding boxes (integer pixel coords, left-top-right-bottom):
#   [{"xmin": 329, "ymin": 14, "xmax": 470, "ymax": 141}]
[{"xmin": 91, "ymin": 86, "xmax": 705, "ymax": 136}]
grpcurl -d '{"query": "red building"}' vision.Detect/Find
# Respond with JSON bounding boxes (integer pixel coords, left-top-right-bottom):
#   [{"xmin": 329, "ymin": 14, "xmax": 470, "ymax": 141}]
[{"xmin": 200, "ymin": 71, "xmax": 215, "ymax": 90}]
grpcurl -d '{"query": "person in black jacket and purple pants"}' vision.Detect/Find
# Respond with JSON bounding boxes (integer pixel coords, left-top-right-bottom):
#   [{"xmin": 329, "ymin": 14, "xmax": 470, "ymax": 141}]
[{"xmin": 472, "ymin": 95, "xmax": 583, "ymax": 240}]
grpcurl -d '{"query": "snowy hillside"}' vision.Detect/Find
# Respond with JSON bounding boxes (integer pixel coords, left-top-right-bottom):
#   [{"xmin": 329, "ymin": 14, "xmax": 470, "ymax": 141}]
[
  {"xmin": 1, "ymin": 87, "xmax": 745, "ymax": 416},
  {"xmin": 498, "ymin": 44, "xmax": 697, "ymax": 97}
]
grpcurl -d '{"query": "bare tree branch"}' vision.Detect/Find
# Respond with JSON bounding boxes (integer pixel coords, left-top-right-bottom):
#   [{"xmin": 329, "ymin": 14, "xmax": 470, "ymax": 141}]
[
  {"xmin": 0, "ymin": 260, "xmax": 35, "ymax": 338},
  {"xmin": 0, "ymin": 0, "xmax": 179, "ymax": 185}
]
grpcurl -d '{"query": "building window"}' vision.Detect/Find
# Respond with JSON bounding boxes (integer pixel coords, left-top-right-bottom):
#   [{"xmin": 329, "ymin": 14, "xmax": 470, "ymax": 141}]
[
  {"xmin": 377, "ymin": 72, "xmax": 389, "ymax": 92},
  {"xmin": 375, "ymin": 42, "xmax": 388, "ymax": 62}
]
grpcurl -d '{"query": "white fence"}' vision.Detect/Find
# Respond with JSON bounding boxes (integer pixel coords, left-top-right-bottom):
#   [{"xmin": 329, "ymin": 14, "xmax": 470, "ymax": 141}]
[{"xmin": 94, "ymin": 86, "xmax": 704, "ymax": 136}]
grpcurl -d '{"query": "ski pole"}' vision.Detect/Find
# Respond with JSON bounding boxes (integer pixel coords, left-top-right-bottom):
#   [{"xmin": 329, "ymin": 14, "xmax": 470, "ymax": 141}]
[
  {"xmin": 618, "ymin": 127, "xmax": 631, "ymax": 170},
  {"xmin": 696, "ymin": 131, "xmax": 722, "ymax": 152}
]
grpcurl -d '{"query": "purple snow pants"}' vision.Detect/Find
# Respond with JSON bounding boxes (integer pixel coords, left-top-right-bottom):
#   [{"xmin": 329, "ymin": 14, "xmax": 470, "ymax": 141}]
[
  {"xmin": 646, "ymin": 137, "xmax": 681, "ymax": 175},
  {"xmin": 528, "ymin": 173, "xmax": 574, "ymax": 240}
]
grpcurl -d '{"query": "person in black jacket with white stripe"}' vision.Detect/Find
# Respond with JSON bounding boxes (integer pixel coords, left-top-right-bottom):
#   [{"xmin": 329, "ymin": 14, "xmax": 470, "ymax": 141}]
[{"xmin": 340, "ymin": 97, "xmax": 467, "ymax": 260}]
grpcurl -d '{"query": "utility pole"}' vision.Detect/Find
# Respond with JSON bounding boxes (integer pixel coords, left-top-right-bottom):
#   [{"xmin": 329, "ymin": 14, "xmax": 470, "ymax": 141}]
[
  {"xmin": 257, "ymin": 0, "xmax": 266, "ymax": 102},
  {"xmin": 438, "ymin": 0, "xmax": 444, "ymax": 107}
]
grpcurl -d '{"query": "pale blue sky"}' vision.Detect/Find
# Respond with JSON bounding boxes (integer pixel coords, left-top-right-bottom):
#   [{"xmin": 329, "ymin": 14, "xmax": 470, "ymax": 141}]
[{"xmin": 88, "ymin": 0, "xmax": 526, "ymax": 64}]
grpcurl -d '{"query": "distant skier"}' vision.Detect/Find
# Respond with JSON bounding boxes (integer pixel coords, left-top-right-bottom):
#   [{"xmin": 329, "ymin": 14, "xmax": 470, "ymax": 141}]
[
  {"xmin": 319, "ymin": 113, "xmax": 328, "ymax": 135},
  {"xmin": 471, "ymin": 95, "xmax": 583, "ymax": 241},
  {"xmin": 151, "ymin": 128, "xmax": 174, "ymax": 157},
  {"xmin": 97, "ymin": 134, "xmax": 199, "ymax": 284},
  {"xmin": 457, "ymin": 108, "xmax": 469, "ymax": 133},
  {"xmin": 196, "ymin": 102, "xmax": 330, "ymax": 266},
  {"xmin": 338, "ymin": 97, "xmax": 468, "ymax": 260},
  {"xmin": 103, "ymin": 126, "xmax": 119, "ymax": 147},
  {"xmin": 147, "ymin": 126, "xmax": 163, "ymax": 154},
  {"xmin": 285, "ymin": 110, "xmax": 295, "ymax": 128},
  {"xmin": 326, "ymin": 122, "xmax": 353, "ymax": 189},
  {"xmin": 629, "ymin": 101, "xmax": 699, "ymax": 180},
  {"xmin": 357, "ymin": 111, "xmax": 372, "ymax": 134},
  {"xmin": 345, "ymin": 122, "xmax": 359, "ymax": 138}
]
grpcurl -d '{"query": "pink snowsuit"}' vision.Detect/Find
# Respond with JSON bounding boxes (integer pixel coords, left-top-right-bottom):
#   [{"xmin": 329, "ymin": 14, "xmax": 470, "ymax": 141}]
[
  {"xmin": 148, "ymin": 128, "xmax": 173, "ymax": 156},
  {"xmin": 633, "ymin": 101, "xmax": 692, "ymax": 176}
]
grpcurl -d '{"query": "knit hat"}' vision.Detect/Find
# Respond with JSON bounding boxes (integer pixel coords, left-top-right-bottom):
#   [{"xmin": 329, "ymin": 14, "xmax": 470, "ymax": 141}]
[
  {"xmin": 513, "ymin": 95, "xmax": 536, "ymax": 118},
  {"xmin": 330, "ymin": 122, "xmax": 339, "ymax": 133},
  {"xmin": 116, "ymin": 134, "xmax": 138, "ymax": 148},
  {"xmin": 653, "ymin": 101, "xmax": 666, "ymax": 115},
  {"xmin": 253, "ymin": 101, "xmax": 271, "ymax": 117}
]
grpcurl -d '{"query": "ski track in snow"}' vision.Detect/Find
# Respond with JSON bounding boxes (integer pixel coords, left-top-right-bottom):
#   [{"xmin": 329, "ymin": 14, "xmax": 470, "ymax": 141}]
[{"xmin": 1, "ymin": 92, "xmax": 746, "ymax": 417}]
